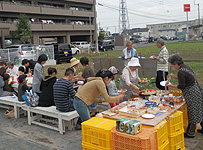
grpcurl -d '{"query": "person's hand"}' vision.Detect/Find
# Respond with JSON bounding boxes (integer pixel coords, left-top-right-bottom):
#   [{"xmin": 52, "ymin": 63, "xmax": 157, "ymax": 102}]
[
  {"xmin": 151, "ymin": 56, "xmax": 158, "ymax": 60},
  {"xmin": 133, "ymin": 85, "xmax": 139, "ymax": 92},
  {"xmin": 141, "ymin": 79, "xmax": 148, "ymax": 84},
  {"xmin": 122, "ymin": 55, "xmax": 125, "ymax": 58},
  {"xmin": 118, "ymin": 94, "xmax": 124, "ymax": 100},
  {"xmin": 76, "ymin": 72, "xmax": 82, "ymax": 78},
  {"xmin": 75, "ymin": 78, "xmax": 80, "ymax": 81},
  {"xmin": 169, "ymin": 74, "xmax": 176, "ymax": 79}
]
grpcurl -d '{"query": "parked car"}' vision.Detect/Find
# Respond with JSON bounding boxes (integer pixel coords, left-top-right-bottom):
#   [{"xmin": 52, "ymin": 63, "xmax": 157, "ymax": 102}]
[
  {"xmin": 98, "ymin": 40, "xmax": 115, "ymax": 51},
  {"xmin": 5, "ymin": 44, "xmax": 37, "ymax": 65},
  {"xmin": 148, "ymin": 37, "xmax": 154, "ymax": 43},
  {"xmin": 53, "ymin": 43, "xmax": 72, "ymax": 64},
  {"xmin": 71, "ymin": 44, "xmax": 80, "ymax": 55},
  {"xmin": 71, "ymin": 41, "xmax": 90, "ymax": 49}
]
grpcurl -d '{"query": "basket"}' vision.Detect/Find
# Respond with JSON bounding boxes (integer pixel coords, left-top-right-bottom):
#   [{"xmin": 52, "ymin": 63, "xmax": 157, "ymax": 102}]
[
  {"xmin": 82, "ymin": 117, "xmax": 116, "ymax": 150},
  {"xmin": 4, "ymin": 107, "xmax": 15, "ymax": 119},
  {"xmin": 167, "ymin": 111, "xmax": 183, "ymax": 135},
  {"xmin": 143, "ymin": 120, "xmax": 168, "ymax": 149},
  {"xmin": 168, "ymin": 129, "xmax": 184, "ymax": 150},
  {"xmin": 112, "ymin": 128, "xmax": 158, "ymax": 150}
]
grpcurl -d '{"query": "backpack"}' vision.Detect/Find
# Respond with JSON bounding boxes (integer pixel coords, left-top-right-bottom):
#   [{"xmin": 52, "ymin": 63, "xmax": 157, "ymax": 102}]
[{"xmin": 22, "ymin": 89, "xmax": 39, "ymax": 107}]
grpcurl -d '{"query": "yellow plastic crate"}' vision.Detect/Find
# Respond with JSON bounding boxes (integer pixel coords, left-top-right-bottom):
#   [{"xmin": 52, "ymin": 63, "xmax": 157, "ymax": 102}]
[
  {"xmin": 82, "ymin": 143, "xmax": 107, "ymax": 150},
  {"xmin": 143, "ymin": 120, "xmax": 168, "ymax": 149},
  {"xmin": 158, "ymin": 140, "xmax": 169, "ymax": 150},
  {"xmin": 82, "ymin": 117, "xmax": 116, "ymax": 150},
  {"xmin": 168, "ymin": 129, "xmax": 184, "ymax": 150},
  {"xmin": 167, "ymin": 111, "xmax": 183, "ymax": 135}
]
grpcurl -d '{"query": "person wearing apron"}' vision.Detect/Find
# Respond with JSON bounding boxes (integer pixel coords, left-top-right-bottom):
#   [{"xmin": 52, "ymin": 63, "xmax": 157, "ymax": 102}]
[
  {"xmin": 166, "ymin": 54, "xmax": 203, "ymax": 138},
  {"xmin": 119, "ymin": 58, "xmax": 146, "ymax": 101}
]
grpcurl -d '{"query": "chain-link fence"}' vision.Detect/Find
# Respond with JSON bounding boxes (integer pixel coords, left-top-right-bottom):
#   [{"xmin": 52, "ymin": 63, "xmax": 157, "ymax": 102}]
[{"xmin": 0, "ymin": 45, "xmax": 54, "ymax": 65}]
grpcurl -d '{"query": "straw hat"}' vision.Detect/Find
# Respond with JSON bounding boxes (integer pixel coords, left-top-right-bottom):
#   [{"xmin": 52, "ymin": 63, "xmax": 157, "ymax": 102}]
[
  {"xmin": 127, "ymin": 57, "xmax": 141, "ymax": 67},
  {"xmin": 70, "ymin": 58, "xmax": 80, "ymax": 67}
]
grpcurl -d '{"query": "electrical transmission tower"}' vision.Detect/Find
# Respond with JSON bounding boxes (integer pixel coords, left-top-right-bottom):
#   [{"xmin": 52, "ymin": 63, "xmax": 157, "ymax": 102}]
[{"xmin": 119, "ymin": 0, "xmax": 130, "ymax": 35}]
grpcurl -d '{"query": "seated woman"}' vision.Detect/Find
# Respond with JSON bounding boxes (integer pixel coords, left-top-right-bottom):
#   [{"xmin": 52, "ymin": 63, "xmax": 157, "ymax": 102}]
[
  {"xmin": 38, "ymin": 68, "xmax": 57, "ymax": 107},
  {"xmin": 166, "ymin": 54, "xmax": 203, "ymax": 138},
  {"xmin": 73, "ymin": 69, "xmax": 124, "ymax": 122},
  {"xmin": 119, "ymin": 57, "xmax": 146, "ymax": 101},
  {"xmin": 0, "ymin": 67, "xmax": 14, "ymax": 97}
]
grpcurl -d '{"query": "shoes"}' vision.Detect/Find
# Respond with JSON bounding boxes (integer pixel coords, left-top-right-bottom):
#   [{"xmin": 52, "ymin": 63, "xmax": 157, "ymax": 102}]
[
  {"xmin": 184, "ymin": 133, "xmax": 195, "ymax": 138},
  {"xmin": 75, "ymin": 124, "xmax": 81, "ymax": 130},
  {"xmin": 197, "ymin": 129, "xmax": 203, "ymax": 133}
]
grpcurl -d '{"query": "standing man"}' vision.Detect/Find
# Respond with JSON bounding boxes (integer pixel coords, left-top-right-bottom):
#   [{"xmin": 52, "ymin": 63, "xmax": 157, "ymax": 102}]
[
  {"xmin": 150, "ymin": 38, "xmax": 169, "ymax": 90},
  {"xmin": 122, "ymin": 41, "xmax": 138, "ymax": 59},
  {"xmin": 22, "ymin": 59, "xmax": 37, "ymax": 75}
]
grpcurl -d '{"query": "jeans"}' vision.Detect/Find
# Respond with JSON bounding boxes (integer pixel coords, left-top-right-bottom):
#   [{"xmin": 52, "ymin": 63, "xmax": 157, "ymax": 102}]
[
  {"xmin": 156, "ymin": 71, "xmax": 168, "ymax": 90},
  {"xmin": 73, "ymin": 96, "xmax": 90, "ymax": 122},
  {"xmin": 91, "ymin": 103, "xmax": 98, "ymax": 110}
]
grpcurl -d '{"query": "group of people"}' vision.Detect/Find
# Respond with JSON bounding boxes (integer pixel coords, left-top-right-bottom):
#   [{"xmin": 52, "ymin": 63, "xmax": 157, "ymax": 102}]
[{"xmin": 0, "ymin": 39, "xmax": 202, "ymax": 137}]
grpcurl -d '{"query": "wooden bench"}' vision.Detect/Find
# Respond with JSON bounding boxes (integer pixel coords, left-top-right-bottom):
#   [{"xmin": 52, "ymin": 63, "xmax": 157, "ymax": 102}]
[
  {"xmin": 21, "ymin": 105, "xmax": 79, "ymax": 134},
  {"xmin": 0, "ymin": 96, "xmax": 25, "ymax": 118}
]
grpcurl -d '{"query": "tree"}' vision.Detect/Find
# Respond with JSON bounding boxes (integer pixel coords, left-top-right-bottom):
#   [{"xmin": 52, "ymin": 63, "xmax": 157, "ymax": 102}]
[
  {"xmin": 12, "ymin": 14, "xmax": 32, "ymax": 44},
  {"xmin": 98, "ymin": 32, "xmax": 105, "ymax": 40}
]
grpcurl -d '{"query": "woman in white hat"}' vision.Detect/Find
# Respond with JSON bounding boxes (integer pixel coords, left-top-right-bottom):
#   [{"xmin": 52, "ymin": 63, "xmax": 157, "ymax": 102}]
[
  {"xmin": 70, "ymin": 58, "xmax": 82, "ymax": 79},
  {"xmin": 119, "ymin": 57, "xmax": 146, "ymax": 101}
]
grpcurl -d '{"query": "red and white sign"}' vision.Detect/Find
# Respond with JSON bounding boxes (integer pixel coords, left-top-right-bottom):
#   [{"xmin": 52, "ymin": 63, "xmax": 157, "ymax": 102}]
[{"xmin": 184, "ymin": 4, "xmax": 190, "ymax": 12}]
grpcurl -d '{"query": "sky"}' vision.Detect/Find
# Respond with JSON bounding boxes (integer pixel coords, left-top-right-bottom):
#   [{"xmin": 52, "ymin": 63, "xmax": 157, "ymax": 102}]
[{"xmin": 96, "ymin": 0, "xmax": 203, "ymax": 33}]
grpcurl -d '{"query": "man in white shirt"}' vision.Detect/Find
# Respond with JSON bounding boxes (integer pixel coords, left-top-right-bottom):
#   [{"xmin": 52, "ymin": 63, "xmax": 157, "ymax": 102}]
[
  {"xmin": 6, "ymin": 62, "xmax": 18, "ymax": 76},
  {"xmin": 122, "ymin": 41, "xmax": 138, "ymax": 59}
]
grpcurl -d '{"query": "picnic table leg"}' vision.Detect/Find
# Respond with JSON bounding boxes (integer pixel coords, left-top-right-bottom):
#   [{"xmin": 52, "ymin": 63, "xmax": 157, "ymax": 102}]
[
  {"xmin": 27, "ymin": 108, "xmax": 31, "ymax": 125},
  {"xmin": 58, "ymin": 114, "xmax": 64, "ymax": 134},
  {"xmin": 13, "ymin": 104, "xmax": 18, "ymax": 119}
]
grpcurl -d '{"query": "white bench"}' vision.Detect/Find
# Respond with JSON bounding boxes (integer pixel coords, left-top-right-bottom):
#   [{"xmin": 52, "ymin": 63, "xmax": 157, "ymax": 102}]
[
  {"xmin": 0, "ymin": 96, "xmax": 25, "ymax": 118},
  {"xmin": 21, "ymin": 105, "xmax": 79, "ymax": 134}
]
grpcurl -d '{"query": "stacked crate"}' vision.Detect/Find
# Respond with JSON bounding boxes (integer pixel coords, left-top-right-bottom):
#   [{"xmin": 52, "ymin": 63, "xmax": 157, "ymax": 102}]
[
  {"xmin": 112, "ymin": 128, "xmax": 158, "ymax": 150},
  {"xmin": 167, "ymin": 111, "xmax": 185, "ymax": 150},
  {"xmin": 143, "ymin": 120, "xmax": 169, "ymax": 150},
  {"xmin": 82, "ymin": 117, "xmax": 116, "ymax": 150},
  {"xmin": 178, "ymin": 104, "xmax": 197, "ymax": 133}
]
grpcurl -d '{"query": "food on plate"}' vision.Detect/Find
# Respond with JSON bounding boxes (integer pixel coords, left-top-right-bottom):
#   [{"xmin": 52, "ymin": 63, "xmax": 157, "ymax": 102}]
[
  {"xmin": 129, "ymin": 98, "xmax": 138, "ymax": 101},
  {"xmin": 173, "ymin": 96, "xmax": 183, "ymax": 103},
  {"xmin": 156, "ymin": 90, "xmax": 170, "ymax": 96},
  {"xmin": 147, "ymin": 107, "xmax": 160, "ymax": 114},
  {"xmin": 139, "ymin": 89, "xmax": 156, "ymax": 96},
  {"xmin": 110, "ymin": 106, "xmax": 124, "ymax": 113},
  {"xmin": 27, "ymin": 83, "xmax": 32, "ymax": 86}
]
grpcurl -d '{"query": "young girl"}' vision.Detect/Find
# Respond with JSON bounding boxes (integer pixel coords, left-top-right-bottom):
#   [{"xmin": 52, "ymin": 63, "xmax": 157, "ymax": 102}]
[
  {"xmin": 18, "ymin": 74, "xmax": 30, "ymax": 102},
  {"xmin": 3, "ymin": 74, "xmax": 17, "ymax": 96},
  {"xmin": 108, "ymin": 66, "xmax": 120, "ymax": 108}
]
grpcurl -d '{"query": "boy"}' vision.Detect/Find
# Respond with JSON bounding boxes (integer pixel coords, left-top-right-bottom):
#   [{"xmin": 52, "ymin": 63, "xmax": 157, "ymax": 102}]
[
  {"xmin": 18, "ymin": 74, "xmax": 30, "ymax": 102},
  {"xmin": 53, "ymin": 68, "xmax": 75, "ymax": 112}
]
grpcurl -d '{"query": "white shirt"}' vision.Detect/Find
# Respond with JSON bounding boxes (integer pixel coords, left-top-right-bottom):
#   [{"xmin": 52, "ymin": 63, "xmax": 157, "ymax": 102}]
[{"xmin": 7, "ymin": 66, "xmax": 18, "ymax": 76}]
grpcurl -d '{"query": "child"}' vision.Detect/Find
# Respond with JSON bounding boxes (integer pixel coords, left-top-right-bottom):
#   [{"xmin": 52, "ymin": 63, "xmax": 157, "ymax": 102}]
[
  {"xmin": 38, "ymin": 67, "xmax": 57, "ymax": 107},
  {"xmin": 3, "ymin": 74, "xmax": 17, "ymax": 96},
  {"xmin": 108, "ymin": 66, "xmax": 120, "ymax": 108},
  {"xmin": 18, "ymin": 66, "xmax": 25, "ymax": 75},
  {"xmin": 18, "ymin": 74, "xmax": 30, "ymax": 102}
]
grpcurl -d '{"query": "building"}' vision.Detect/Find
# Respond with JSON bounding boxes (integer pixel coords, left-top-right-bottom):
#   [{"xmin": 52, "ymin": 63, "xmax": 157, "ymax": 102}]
[
  {"xmin": 126, "ymin": 28, "xmax": 149, "ymax": 38},
  {"xmin": 147, "ymin": 19, "xmax": 203, "ymax": 38},
  {"xmin": 0, "ymin": 0, "xmax": 97, "ymax": 48},
  {"xmin": 158, "ymin": 26, "xmax": 176, "ymax": 38}
]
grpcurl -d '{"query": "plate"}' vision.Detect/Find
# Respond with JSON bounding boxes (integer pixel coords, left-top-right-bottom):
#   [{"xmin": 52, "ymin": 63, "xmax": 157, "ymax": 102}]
[
  {"xmin": 141, "ymin": 114, "xmax": 155, "ymax": 119},
  {"xmin": 77, "ymin": 81, "xmax": 84, "ymax": 85},
  {"xmin": 150, "ymin": 56, "xmax": 154, "ymax": 59},
  {"xmin": 160, "ymin": 81, "xmax": 171, "ymax": 86}
]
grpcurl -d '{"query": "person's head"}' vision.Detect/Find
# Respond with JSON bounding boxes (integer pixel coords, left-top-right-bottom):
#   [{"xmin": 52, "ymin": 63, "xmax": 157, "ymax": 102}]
[
  {"xmin": 3, "ymin": 74, "xmax": 10, "ymax": 81},
  {"xmin": 96, "ymin": 69, "xmax": 113, "ymax": 85},
  {"xmin": 126, "ymin": 41, "xmax": 133, "ymax": 50},
  {"xmin": 80, "ymin": 57, "xmax": 89, "ymax": 66},
  {"xmin": 70, "ymin": 58, "xmax": 80, "ymax": 68},
  {"xmin": 0, "ymin": 61, "xmax": 7, "ymax": 68},
  {"xmin": 18, "ymin": 74, "xmax": 27, "ymax": 84},
  {"xmin": 48, "ymin": 67, "xmax": 57, "ymax": 76},
  {"xmin": 7, "ymin": 62, "xmax": 14, "ymax": 69},
  {"xmin": 37, "ymin": 54, "xmax": 48, "ymax": 65},
  {"xmin": 156, "ymin": 38, "xmax": 165, "ymax": 48},
  {"xmin": 108, "ymin": 66, "xmax": 119, "ymax": 80},
  {"xmin": 64, "ymin": 68, "xmax": 74, "ymax": 81},
  {"xmin": 0, "ymin": 67, "xmax": 6, "ymax": 77},
  {"xmin": 22, "ymin": 59, "xmax": 30, "ymax": 67},
  {"xmin": 18, "ymin": 66, "xmax": 25, "ymax": 75},
  {"xmin": 168, "ymin": 54, "xmax": 184, "ymax": 70},
  {"xmin": 127, "ymin": 57, "xmax": 141, "ymax": 72}
]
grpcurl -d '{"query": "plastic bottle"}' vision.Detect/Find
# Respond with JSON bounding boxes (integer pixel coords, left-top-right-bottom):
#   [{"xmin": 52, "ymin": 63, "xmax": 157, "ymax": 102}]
[
  {"xmin": 169, "ymin": 94, "xmax": 174, "ymax": 106},
  {"xmin": 161, "ymin": 94, "xmax": 165, "ymax": 103}
]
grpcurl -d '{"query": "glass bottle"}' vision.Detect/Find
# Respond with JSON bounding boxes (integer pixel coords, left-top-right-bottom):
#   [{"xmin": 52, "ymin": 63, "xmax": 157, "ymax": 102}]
[{"xmin": 169, "ymin": 94, "xmax": 174, "ymax": 106}]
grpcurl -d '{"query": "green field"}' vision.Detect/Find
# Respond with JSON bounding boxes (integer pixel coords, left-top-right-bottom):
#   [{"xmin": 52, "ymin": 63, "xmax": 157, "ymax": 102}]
[{"xmin": 44, "ymin": 42, "xmax": 203, "ymax": 87}]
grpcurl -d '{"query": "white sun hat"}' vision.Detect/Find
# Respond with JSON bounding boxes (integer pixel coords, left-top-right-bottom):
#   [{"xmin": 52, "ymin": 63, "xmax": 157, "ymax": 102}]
[{"xmin": 127, "ymin": 57, "xmax": 141, "ymax": 67}]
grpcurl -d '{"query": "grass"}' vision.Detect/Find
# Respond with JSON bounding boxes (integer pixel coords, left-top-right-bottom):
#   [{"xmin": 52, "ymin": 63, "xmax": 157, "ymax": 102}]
[{"xmin": 44, "ymin": 42, "xmax": 203, "ymax": 88}]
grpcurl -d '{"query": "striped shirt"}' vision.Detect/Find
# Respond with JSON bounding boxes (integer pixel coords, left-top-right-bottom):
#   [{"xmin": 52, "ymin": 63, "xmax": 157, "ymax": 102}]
[
  {"xmin": 157, "ymin": 46, "xmax": 169, "ymax": 72},
  {"xmin": 53, "ymin": 79, "xmax": 75, "ymax": 112}
]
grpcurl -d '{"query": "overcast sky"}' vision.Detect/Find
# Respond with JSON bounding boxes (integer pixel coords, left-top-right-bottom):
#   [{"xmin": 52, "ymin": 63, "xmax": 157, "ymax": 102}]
[{"xmin": 96, "ymin": 0, "xmax": 203, "ymax": 33}]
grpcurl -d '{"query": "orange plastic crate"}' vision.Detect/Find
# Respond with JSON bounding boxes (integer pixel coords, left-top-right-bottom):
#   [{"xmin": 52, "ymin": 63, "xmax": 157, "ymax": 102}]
[
  {"xmin": 167, "ymin": 111, "xmax": 183, "ymax": 135},
  {"xmin": 168, "ymin": 129, "xmax": 184, "ymax": 150},
  {"xmin": 143, "ymin": 120, "xmax": 168, "ymax": 149},
  {"xmin": 82, "ymin": 117, "xmax": 116, "ymax": 150},
  {"xmin": 158, "ymin": 140, "xmax": 169, "ymax": 150},
  {"xmin": 112, "ymin": 128, "xmax": 158, "ymax": 150}
]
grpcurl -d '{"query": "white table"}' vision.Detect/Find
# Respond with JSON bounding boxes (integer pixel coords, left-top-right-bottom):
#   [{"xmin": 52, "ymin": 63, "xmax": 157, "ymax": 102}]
[{"xmin": 11, "ymin": 75, "xmax": 33, "ymax": 89}]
